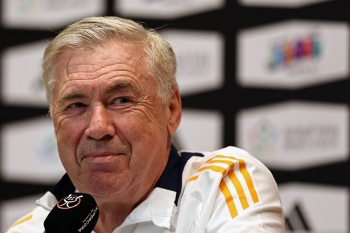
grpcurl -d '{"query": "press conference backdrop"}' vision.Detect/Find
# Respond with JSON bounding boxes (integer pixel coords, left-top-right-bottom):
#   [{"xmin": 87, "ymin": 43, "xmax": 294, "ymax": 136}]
[{"xmin": 0, "ymin": 0, "xmax": 349, "ymax": 232}]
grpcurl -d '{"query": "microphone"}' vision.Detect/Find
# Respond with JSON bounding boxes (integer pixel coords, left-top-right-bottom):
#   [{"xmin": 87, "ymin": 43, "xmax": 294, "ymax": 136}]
[{"xmin": 44, "ymin": 193, "xmax": 99, "ymax": 233}]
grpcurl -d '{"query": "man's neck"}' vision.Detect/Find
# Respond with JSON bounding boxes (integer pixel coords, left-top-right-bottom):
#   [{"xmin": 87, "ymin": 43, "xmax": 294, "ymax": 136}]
[
  {"xmin": 92, "ymin": 184, "xmax": 156, "ymax": 233},
  {"xmin": 93, "ymin": 199, "xmax": 137, "ymax": 233}
]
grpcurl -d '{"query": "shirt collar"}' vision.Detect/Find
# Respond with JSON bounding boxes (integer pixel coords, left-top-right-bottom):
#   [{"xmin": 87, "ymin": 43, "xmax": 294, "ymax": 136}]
[{"xmin": 155, "ymin": 144, "xmax": 180, "ymax": 192}]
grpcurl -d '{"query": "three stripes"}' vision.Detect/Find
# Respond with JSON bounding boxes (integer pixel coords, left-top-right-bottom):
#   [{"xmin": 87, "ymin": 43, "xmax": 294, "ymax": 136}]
[{"xmin": 188, "ymin": 155, "xmax": 260, "ymax": 219}]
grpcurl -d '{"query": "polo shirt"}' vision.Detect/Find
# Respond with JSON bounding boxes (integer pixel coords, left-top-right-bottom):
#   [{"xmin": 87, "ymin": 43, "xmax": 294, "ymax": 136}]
[{"xmin": 6, "ymin": 145, "xmax": 285, "ymax": 233}]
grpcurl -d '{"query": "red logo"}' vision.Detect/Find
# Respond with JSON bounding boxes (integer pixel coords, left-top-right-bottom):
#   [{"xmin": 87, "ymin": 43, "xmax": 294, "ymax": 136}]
[{"xmin": 57, "ymin": 194, "xmax": 83, "ymax": 209}]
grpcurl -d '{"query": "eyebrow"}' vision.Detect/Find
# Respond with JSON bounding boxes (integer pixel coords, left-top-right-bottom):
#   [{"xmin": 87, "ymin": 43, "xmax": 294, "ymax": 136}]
[
  {"xmin": 104, "ymin": 80, "xmax": 134, "ymax": 95},
  {"xmin": 58, "ymin": 92, "xmax": 85, "ymax": 105}
]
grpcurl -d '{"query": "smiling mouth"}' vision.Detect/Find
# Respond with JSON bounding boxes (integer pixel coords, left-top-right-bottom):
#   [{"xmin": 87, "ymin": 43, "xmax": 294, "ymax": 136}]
[{"xmin": 81, "ymin": 153, "xmax": 125, "ymax": 163}]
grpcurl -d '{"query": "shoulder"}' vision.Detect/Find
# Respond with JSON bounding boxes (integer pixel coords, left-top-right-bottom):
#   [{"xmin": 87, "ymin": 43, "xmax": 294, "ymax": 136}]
[
  {"xmin": 176, "ymin": 147, "xmax": 285, "ymax": 232},
  {"xmin": 5, "ymin": 192, "xmax": 54, "ymax": 233},
  {"xmin": 5, "ymin": 207, "xmax": 47, "ymax": 233},
  {"xmin": 179, "ymin": 146, "xmax": 273, "ymax": 183},
  {"xmin": 180, "ymin": 146, "xmax": 279, "ymax": 203}
]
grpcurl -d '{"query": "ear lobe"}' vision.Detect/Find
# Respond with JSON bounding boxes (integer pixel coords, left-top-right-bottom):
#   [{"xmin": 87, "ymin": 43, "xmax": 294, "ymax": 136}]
[{"xmin": 166, "ymin": 87, "xmax": 182, "ymax": 137}]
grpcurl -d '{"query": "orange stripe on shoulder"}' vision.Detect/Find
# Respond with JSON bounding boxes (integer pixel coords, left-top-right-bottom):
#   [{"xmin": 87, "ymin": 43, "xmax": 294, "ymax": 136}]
[
  {"xmin": 10, "ymin": 213, "xmax": 33, "ymax": 228},
  {"xmin": 186, "ymin": 154, "xmax": 261, "ymax": 219},
  {"xmin": 215, "ymin": 155, "xmax": 260, "ymax": 203}
]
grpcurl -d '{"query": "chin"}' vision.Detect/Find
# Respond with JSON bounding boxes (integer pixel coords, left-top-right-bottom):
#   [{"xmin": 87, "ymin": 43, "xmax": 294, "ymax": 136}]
[{"xmin": 81, "ymin": 172, "xmax": 131, "ymax": 199}]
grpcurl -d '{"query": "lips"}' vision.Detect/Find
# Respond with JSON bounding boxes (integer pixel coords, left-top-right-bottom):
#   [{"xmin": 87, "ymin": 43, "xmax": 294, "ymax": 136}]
[
  {"xmin": 77, "ymin": 142, "xmax": 131, "ymax": 164},
  {"xmin": 80, "ymin": 152, "xmax": 124, "ymax": 164}
]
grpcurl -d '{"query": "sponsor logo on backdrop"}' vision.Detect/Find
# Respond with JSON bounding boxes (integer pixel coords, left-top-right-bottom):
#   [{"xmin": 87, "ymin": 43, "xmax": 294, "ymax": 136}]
[
  {"xmin": 238, "ymin": 0, "xmax": 332, "ymax": 8},
  {"xmin": 1, "ymin": 117, "xmax": 65, "ymax": 183},
  {"xmin": 246, "ymin": 120, "xmax": 281, "ymax": 158},
  {"xmin": 285, "ymin": 203, "xmax": 311, "ymax": 231},
  {"xmin": 174, "ymin": 109, "xmax": 223, "ymax": 151},
  {"xmin": 268, "ymin": 33, "xmax": 322, "ymax": 71},
  {"xmin": 237, "ymin": 20, "xmax": 349, "ymax": 89},
  {"xmin": 1, "ymin": 40, "xmax": 50, "ymax": 107},
  {"xmin": 279, "ymin": 183, "xmax": 349, "ymax": 233},
  {"xmin": 161, "ymin": 30, "xmax": 224, "ymax": 96},
  {"xmin": 115, "ymin": 0, "xmax": 225, "ymax": 19},
  {"xmin": 236, "ymin": 101, "xmax": 349, "ymax": 170},
  {"xmin": 2, "ymin": 0, "xmax": 105, "ymax": 29}
]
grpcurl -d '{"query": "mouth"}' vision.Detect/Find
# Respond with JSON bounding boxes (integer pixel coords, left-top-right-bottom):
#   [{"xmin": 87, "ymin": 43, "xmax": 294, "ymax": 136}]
[{"xmin": 81, "ymin": 152, "xmax": 125, "ymax": 163}]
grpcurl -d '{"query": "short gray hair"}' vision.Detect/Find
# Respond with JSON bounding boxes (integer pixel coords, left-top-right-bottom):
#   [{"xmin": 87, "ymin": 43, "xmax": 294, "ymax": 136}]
[{"xmin": 42, "ymin": 16, "xmax": 177, "ymax": 107}]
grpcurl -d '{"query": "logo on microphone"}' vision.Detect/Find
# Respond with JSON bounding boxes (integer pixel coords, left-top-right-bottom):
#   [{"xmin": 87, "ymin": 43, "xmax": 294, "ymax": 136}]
[{"xmin": 57, "ymin": 194, "xmax": 83, "ymax": 209}]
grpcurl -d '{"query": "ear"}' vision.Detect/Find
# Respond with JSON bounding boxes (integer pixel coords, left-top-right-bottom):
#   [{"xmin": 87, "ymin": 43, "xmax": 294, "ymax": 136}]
[{"xmin": 166, "ymin": 87, "xmax": 182, "ymax": 137}]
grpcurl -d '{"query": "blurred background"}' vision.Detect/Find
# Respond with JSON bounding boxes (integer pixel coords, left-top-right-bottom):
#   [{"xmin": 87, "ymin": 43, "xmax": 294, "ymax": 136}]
[{"xmin": 0, "ymin": 0, "xmax": 349, "ymax": 232}]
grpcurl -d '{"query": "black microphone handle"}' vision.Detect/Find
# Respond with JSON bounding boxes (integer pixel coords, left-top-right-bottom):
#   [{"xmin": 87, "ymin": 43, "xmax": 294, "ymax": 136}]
[{"xmin": 44, "ymin": 193, "xmax": 99, "ymax": 233}]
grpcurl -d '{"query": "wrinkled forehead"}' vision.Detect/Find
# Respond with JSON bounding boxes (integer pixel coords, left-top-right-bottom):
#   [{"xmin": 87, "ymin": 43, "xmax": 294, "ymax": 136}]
[
  {"xmin": 49, "ymin": 41, "xmax": 159, "ymax": 109},
  {"xmin": 70, "ymin": 43, "xmax": 145, "ymax": 69},
  {"xmin": 53, "ymin": 42, "xmax": 152, "ymax": 84}
]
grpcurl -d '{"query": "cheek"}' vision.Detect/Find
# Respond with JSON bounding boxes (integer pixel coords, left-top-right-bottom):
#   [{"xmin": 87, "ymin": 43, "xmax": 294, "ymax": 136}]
[
  {"xmin": 122, "ymin": 114, "xmax": 164, "ymax": 145},
  {"xmin": 54, "ymin": 117, "xmax": 86, "ymax": 157},
  {"xmin": 125, "ymin": 115, "xmax": 168, "ymax": 161}
]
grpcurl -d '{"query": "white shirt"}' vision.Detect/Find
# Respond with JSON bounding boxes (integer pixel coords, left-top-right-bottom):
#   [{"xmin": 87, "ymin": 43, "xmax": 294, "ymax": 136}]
[{"xmin": 7, "ymin": 146, "xmax": 286, "ymax": 233}]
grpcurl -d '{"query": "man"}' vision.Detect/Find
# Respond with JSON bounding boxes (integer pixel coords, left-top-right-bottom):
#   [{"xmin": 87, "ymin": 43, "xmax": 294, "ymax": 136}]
[{"xmin": 7, "ymin": 16, "xmax": 285, "ymax": 232}]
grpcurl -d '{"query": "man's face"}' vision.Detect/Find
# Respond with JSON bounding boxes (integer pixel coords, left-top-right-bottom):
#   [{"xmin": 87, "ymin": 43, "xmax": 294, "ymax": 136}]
[{"xmin": 50, "ymin": 42, "xmax": 181, "ymax": 204}]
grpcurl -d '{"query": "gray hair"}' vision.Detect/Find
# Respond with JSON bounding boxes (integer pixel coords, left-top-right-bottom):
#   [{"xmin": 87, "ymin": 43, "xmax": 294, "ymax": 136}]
[{"xmin": 42, "ymin": 16, "xmax": 178, "ymax": 107}]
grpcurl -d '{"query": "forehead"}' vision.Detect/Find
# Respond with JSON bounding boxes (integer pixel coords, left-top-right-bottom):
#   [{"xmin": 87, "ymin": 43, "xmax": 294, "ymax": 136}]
[
  {"xmin": 52, "ymin": 42, "xmax": 155, "ymax": 91},
  {"xmin": 57, "ymin": 42, "xmax": 148, "ymax": 78}
]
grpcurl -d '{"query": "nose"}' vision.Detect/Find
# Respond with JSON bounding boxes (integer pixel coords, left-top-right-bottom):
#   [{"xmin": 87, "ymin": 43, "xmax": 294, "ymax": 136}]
[{"xmin": 85, "ymin": 105, "xmax": 116, "ymax": 140}]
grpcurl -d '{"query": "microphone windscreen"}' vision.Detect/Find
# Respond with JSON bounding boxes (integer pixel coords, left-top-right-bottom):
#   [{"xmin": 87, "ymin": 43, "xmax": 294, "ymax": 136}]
[{"xmin": 44, "ymin": 193, "xmax": 99, "ymax": 233}]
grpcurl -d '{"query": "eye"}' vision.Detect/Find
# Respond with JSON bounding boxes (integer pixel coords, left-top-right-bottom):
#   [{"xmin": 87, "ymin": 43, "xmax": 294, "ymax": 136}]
[
  {"xmin": 68, "ymin": 102, "xmax": 86, "ymax": 109},
  {"xmin": 114, "ymin": 97, "xmax": 131, "ymax": 105}
]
